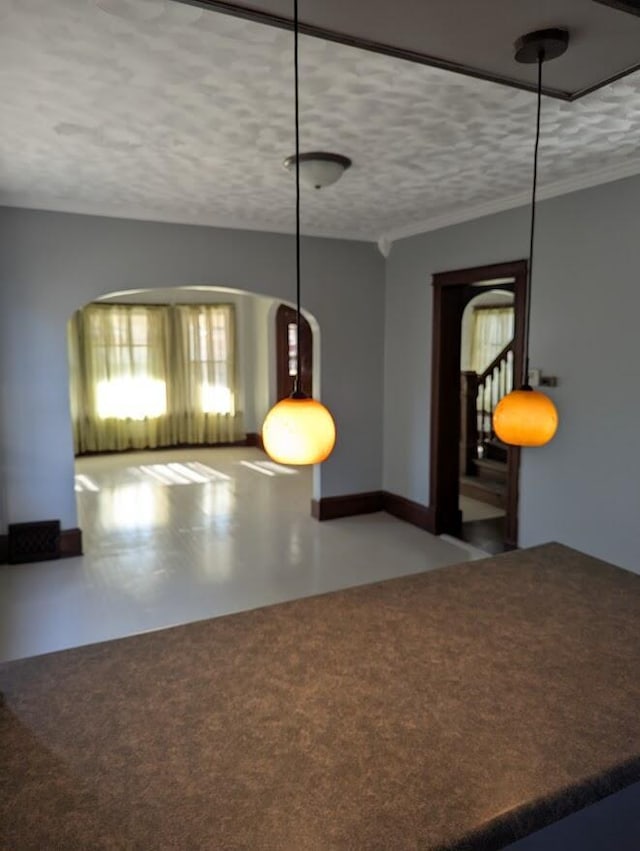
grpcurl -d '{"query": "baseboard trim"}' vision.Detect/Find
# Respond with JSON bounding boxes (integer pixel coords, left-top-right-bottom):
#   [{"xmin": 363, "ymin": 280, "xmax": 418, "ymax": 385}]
[
  {"xmin": 76, "ymin": 440, "xmax": 250, "ymax": 458},
  {"xmin": 0, "ymin": 527, "xmax": 83, "ymax": 564},
  {"xmin": 383, "ymin": 491, "xmax": 435, "ymax": 533},
  {"xmin": 59, "ymin": 528, "xmax": 83, "ymax": 559},
  {"xmin": 311, "ymin": 489, "xmax": 435, "ymax": 532},
  {"xmin": 311, "ymin": 491, "xmax": 384, "ymax": 521},
  {"xmin": 245, "ymin": 432, "xmax": 265, "ymax": 451}
]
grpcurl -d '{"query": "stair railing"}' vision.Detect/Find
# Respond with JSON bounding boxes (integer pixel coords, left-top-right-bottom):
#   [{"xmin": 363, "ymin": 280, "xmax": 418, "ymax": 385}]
[{"xmin": 460, "ymin": 341, "xmax": 514, "ymax": 470}]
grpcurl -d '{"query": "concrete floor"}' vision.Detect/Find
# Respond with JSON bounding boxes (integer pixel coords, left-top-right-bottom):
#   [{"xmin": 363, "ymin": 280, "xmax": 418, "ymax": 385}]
[
  {"xmin": 0, "ymin": 447, "xmax": 482, "ymax": 663},
  {"xmin": 459, "ymin": 494, "xmax": 505, "ymax": 522}
]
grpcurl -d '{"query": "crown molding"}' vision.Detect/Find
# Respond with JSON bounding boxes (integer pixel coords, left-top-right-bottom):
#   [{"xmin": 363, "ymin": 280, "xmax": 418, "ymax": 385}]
[
  {"xmin": 5, "ymin": 155, "xmax": 640, "ymax": 252},
  {"xmin": 379, "ymin": 157, "xmax": 640, "ymax": 248},
  {"xmin": 0, "ymin": 194, "xmax": 371, "ymax": 244}
]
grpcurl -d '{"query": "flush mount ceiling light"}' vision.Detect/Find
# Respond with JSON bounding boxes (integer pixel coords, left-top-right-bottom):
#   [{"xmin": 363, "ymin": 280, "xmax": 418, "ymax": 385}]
[
  {"xmin": 493, "ymin": 29, "xmax": 568, "ymax": 448},
  {"xmin": 262, "ymin": 0, "xmax": 337, "ymax": 465},
  {"xmin": 283, "ymin": 152, "xmax": 352, "ymax": 190}
]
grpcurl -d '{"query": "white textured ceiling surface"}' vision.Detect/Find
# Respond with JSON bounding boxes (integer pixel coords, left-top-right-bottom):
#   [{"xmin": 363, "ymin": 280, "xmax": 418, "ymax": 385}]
[{"xmin": 1, "ymin": 0, "xmax": 640, "ymax": 241}]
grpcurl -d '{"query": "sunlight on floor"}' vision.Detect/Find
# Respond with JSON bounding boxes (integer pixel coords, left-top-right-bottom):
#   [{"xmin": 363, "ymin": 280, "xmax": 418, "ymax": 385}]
[{"xmin": 0, "ymin": 447, "xmax": 483, "ymax": 662}]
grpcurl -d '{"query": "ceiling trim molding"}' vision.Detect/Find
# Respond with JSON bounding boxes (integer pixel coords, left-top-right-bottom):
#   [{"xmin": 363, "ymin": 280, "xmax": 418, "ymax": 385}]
[
  {"xmin": 175, "ymin": 0, "xmax": 572, "ymax": 100},
  {"xmin": 0, "ymin": 195, "xmax": 371, "ymax": 243},
  {"xmin": 175, "ymin": 0, "xmax": 640, "ymax": 102},
  {"xmin": 380, "ymin": 157, "xmax": 640, "ymax": 246},
  {"xmin": 4, "ymin": 159, "xmax": 640, "ymax": 250}
]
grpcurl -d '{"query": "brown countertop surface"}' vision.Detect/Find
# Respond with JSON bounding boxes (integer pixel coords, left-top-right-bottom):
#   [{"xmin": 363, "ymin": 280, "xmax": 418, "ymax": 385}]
[{"xmin": 2, "ymin": 542, "xmax": 640, "ymax": 850}]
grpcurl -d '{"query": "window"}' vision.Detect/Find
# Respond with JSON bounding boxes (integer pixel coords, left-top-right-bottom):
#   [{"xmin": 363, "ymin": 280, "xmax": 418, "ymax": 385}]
[
  {"xmin": 87, "ymin": 305, "xmax": 168, "ymax": 421},
  {"xmin": 470, "ymin": 306, "xmax": 514, "ymax": 373},
  {"xmin": 287, "ymin": 322, "xmax": 297, "ymax": 377},
  {"xmin": 181, "ymin": 305, "xmax": 235, "ymax": 415},
  {"xmin": 68, "ymin": 302, "xmax": 242, "ymax": 453}
]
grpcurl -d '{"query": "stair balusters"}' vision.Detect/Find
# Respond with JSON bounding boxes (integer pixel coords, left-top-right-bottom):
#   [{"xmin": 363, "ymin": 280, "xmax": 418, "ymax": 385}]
[{"xmin": 460, "ymin": 342, "xmax": 514, "ymax": 462}]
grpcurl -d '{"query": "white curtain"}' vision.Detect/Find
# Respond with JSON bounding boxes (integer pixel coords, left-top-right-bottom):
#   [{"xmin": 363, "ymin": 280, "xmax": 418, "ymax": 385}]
[
  {"xmin": 470, "ymin": 307, "xmax": 514, "ymax": 374},
  {"xmin": 171, "ymin": 304, "xmax": 243, "ymax": 446},
  {"xmin": 68, "ymin": 303, "xmax": 243, "ymax": 454}
]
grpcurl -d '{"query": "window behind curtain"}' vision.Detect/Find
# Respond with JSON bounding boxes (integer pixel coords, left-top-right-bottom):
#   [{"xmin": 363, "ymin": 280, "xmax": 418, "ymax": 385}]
[
  {"xmin": 182, "ymin": 305, "xmax": 235, "ymax": 415},
  {"xmin": 68, "ymin": 302, "xmax": 242, "ymax": 454},
  {"xmin": 287, "ymin": 322, "xmax": 298, "ymax": 377},
  {"xmin": 470, "ymin": 306, "xmax": 515, "ymax": 374},
  {"xmin": 86, "ymin": 305, "xmax": 168, "ymax": 420}
]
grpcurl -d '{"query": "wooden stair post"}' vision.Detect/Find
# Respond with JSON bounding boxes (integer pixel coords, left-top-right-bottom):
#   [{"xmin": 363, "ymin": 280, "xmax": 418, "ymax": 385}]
[
  {"xmin": 460, "ymin": 371, "xmax": 479, "ymax": 476},
  {"xmin": 460, "ymin": 342, "xmax": 514, "ymax": 512}
]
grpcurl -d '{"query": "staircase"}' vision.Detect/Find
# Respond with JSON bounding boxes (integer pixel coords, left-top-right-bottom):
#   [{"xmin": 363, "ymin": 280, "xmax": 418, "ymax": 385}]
[
  {"xmin": 459, "ymin": 343, "xmax": 513, "ymax": 510},
  {"xmin": 460, "ymin": 442, "xmax": 508, "ymax": 508}
]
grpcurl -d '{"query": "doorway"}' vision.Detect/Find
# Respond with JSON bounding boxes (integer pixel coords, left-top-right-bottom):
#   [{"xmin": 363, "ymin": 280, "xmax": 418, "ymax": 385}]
[
  {"xmin": 68, "ymin": 287, "xmax": 316, "ymax": 560},
  {"xmin": 276, "ymin": 303, "xmax": 313, "ymax": 399},
  {"xmin": 429, "ymin": 260, "xmax": 527, "ymax": 551}
]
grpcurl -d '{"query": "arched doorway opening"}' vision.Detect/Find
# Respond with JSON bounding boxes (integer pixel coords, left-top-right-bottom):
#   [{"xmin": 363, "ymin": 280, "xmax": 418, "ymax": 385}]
[{"xmin": 67, "ymin": 285, "xmax": 322, "ymax": 559}]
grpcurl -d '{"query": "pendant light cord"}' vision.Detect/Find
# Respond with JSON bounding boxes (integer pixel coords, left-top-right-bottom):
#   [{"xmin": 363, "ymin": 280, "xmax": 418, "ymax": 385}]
[
  {"xmin": 293, "ymin": 0, "xmax": 302, "ymax": 396},
  {"xmin": 523, "ymin": 51, "xmax": 543, "ymax": 387}
]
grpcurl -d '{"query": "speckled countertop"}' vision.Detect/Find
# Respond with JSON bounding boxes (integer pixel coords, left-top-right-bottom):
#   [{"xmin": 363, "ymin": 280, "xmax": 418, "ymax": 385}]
[{"xmin": 1, "ymin": 542, "xmax": 640, "ymax": 850}]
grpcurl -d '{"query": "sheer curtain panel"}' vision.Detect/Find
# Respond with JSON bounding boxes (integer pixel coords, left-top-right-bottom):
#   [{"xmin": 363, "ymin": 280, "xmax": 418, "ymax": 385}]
[
  {"xmin": 68, "ymin": 303, "xmax": 243, "ymax": 454},
  {"xmin": 69, "ymin": 304, "xmax": 171, "ymax": 453},
  {"xmin": 470, "ymin": 307, "xmax": 515, "ymax": 374},
  {"xmin": 171, "ymin": 304, "xmax": 243, "ymax": 446}
]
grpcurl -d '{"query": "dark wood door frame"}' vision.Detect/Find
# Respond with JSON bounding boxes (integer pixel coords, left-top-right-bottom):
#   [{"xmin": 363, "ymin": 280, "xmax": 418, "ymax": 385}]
[{"xmin": 429, "ymin": 260, "xmax": 527, "ymax": 548}]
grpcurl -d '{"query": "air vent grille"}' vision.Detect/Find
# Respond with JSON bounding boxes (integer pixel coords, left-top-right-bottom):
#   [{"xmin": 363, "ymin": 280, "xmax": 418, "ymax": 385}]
[{"xmin": 8, "ymin": 520, "xmax": 61, "ymax": 564}]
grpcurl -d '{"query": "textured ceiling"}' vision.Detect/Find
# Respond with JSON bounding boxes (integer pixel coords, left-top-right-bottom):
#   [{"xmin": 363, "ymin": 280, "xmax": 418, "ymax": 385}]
[{"xmin": 1, "ymin": 0, "xmax": 640, "ymax": 243}]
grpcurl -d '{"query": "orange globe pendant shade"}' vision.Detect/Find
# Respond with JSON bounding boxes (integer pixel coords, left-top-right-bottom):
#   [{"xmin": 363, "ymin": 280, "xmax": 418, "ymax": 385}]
[
  {"xmin": 493, "ymin": 388, "xmax": 558, "ymax": 447},
  {"xmin": 262, "ymin": 396, "xmax": 336, "ymax": 465}
]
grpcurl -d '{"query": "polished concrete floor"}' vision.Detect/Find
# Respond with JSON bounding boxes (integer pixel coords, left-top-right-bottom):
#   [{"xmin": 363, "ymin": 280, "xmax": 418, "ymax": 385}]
[
  {"xmin": 0, "ymin": 448, "xmax": 482, "ymax": 663},
  {"xmin": 459, "ymin": 494, "xmax": 505, "ymax": 523},
  {"xmin": 459, "ymin": 496, "xmax": 508, "ymax": 554}
]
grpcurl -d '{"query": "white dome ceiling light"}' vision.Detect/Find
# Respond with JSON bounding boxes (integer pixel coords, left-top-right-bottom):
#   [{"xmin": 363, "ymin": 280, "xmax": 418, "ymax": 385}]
[{"xmin": 283, "ymin": 152, "xmax": 352, "ymax": 189}]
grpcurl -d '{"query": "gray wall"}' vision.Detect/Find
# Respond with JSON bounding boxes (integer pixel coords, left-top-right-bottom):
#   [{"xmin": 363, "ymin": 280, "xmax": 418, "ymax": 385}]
[
  {"xmin": 384, "ymin": 175, "xmax": 640, "ymax": 571},
  {"xmin": 0, "ymin": 207, "xmax": 385, "ymax": 533}
]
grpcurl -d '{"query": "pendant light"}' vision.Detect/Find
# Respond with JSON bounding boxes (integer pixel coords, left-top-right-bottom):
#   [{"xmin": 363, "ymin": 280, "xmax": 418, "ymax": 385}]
[
  {"xmin": 262, "ymin": 0, "xmax": 336, "ymax": 465},
  {"xmin": 493, "ymin": 29, "xmax": 568, "ymax": 448}
]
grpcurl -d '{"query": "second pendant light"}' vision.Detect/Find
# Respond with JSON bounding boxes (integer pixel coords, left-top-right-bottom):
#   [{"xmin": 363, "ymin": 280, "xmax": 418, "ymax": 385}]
[{"xmin": 493, "ymin": 29, "xmax": 567, "ymax": 448}]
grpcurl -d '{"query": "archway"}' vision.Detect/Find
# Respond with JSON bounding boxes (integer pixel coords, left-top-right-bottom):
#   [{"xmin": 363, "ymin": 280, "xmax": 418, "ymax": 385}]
[{"xmin": 67, "ymin": 284, "xmax": 323, "ymax": 557}]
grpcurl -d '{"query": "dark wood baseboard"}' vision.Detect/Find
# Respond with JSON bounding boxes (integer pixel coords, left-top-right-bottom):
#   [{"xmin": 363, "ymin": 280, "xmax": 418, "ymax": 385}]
[
  {"xmin": 0, "ymin": 527, "xmax": 83, "ymax": 564},
  {"xmin": 245, "ymin": 432, "xmax": 265, "ymax": 451},
  {"xmin": 312, "ymin": 491, "xmax": 384, "ymax": 521},
  {"xmin": 59, "ymin": 528, "xmax": 83, "ymax": 559},
  {"xmin": 383, "ymin": 491, "xmax": 435, "ymax": 532},
  {"xmin": 76, "ymin": 439, "xmax": 252, "ymax": 458},
  {"xmin": 311, "ymin": 489, "xmax": 435, "ymax": 533}
]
